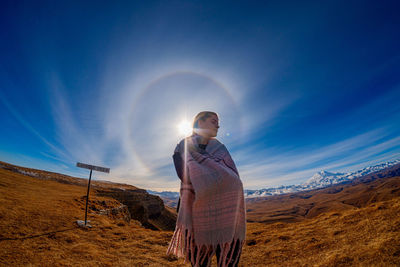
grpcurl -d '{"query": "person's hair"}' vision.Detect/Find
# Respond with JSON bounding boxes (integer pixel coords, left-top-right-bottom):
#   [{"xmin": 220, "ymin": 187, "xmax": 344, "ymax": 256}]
[{"xmin": 192, "ymin": 111, "xmax": 218, "ymax": 131}]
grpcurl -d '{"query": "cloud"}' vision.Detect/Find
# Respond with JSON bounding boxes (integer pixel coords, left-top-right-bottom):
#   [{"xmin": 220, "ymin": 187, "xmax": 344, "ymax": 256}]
[
  {"xmin": 0, "ymin": 90, "xmax": 69, "ymax": 160},
  {"xmin": 42, "ymin": 64, "xmax": 400, "ymax": 192},
  {"xmin": 47, "ymin": 75, "xmax": 105, "ymax": 166},
  {"xmin": 45, "ymin": 65, "xmax": 249, "ymax": 190},
  {"xmin": 236, "ymin": 127, "xmax": 400, "ymax": 189}
]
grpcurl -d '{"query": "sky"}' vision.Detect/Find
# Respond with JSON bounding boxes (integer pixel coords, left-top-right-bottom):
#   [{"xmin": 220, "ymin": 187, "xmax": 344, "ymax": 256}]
[{"xmin": 1, "ymin": 1, "xmax": 399, "ymax": 191}]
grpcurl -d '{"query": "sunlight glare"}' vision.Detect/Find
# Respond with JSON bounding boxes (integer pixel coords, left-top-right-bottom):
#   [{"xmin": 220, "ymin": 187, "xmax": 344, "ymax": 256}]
[{"xmin": 177, "ymin": 120, "xmax": 192, "ymax": 136}]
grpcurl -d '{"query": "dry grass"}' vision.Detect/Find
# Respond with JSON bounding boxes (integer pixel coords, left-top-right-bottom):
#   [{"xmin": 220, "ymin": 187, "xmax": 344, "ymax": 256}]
[
  {"xmin": 242, "ymin": 198, "xmax": 400, "ymax": 266},
  {"xmin": 1, "ymin": 167, "xmax": 400, "ymax": 266},
  {"xmin": 0, "ymin": 168, "xmax": 181, "ymax": 266}
]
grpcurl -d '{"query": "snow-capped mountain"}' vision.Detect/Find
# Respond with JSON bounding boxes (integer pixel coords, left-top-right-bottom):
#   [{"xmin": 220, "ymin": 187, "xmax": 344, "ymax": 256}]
[
  {"xmin": 146, "ymin": 190, "xmax": 180, "ymax": 199},
  {"xmin": 304, "ymin": 170, "xmax": 346, "ymax": 187},
  {"xmin": 148, "ymin": 159, "xmax": 400, "ymax": 201},
  {"xmin": 244, "ymin": 159, "xmax": 400, "ymax": 198}
]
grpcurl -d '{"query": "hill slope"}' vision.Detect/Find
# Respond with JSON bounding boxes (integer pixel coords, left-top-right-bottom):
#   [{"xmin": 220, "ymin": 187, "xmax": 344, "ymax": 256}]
[
  {"xmin": 246, "ymin": 163, "xmax": 400, "ymax": 224},
  {"xmin": 243, "ymin": 197, "xmax": 400, "ymax": 266},
  {"xmin": 0, "ymin": 161, "xmax": 176, "ymax": 231},
  {"xmin": 1, "ymin": 161, "xmax": 399, "ymax": 266},
  {"xmin": 0, "ymin": 167, "xmax": 185, "ymax": 266}
]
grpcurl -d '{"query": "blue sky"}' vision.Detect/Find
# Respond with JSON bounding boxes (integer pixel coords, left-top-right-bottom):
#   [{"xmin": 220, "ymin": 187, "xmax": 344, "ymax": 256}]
[{"xmin": 1, "ymin": 1, "xmax": 399, "ymax": 191}]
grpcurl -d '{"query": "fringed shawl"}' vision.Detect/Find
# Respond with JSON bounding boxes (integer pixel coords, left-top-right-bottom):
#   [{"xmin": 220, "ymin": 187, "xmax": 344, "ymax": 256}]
[{"xmin": 166, "ymin": 134, "xmax": 246, "ymax": 267}]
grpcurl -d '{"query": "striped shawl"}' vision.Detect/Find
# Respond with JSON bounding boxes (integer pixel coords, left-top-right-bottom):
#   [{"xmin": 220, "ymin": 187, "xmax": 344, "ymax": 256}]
[{"xmin": 166, "ymin": 134, "xmax": 246, "ymax": 267}]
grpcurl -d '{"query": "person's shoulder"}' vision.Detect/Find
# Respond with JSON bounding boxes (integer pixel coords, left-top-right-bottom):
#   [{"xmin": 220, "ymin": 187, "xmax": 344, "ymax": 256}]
[
  {"xmin": 174, "ymin": 141, "xmax": 183, "ymax": 153},
  {"xmin": 209, "ymin": 137, "xmax": 223, "ymax": 145},
  {"xmin": 208, "ymin": 137, "xmax": 225, "ymax": 148},
  {"xmin": 177, "ymin": 136, "xmax": 190, "ymax": 146},
  {"xmin": 174, "ymin": 136, "xmax": 192, "ymax": 153}
]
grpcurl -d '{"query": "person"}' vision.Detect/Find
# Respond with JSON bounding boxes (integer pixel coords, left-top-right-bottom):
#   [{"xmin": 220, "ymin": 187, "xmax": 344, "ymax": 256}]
[{"xmin": 166, "ymin": 111, "xmax": 246, "ymax": 267}]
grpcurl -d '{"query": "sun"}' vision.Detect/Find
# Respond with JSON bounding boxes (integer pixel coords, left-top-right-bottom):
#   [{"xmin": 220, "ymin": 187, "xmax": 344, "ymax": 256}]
[{"xmin": 177, "ymin": 120, "xmax": 192, "ymax": 136}]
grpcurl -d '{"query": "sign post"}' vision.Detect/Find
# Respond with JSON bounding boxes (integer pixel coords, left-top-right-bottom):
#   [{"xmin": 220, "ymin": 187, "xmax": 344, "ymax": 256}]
[{"xmin": 76, "ymin": 162, "xmax": 110, "ymax": 228}]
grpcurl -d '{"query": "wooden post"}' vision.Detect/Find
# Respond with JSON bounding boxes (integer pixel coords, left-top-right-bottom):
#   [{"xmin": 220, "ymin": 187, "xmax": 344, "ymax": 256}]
[
  {"xmin": 76, "ymin": 162, "xmax": 110, "ymax": 228},
  {"xmin": 84, "ymin": 169, "xmax": 93, "ymax": 225}
]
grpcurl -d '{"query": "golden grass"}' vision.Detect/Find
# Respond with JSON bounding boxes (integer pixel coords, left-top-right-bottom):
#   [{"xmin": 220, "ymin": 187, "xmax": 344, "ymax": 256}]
[
  {"xmin": 1, "ymin": 168, "xmax": 400, "ymax": 266},
  {"xmin": 242, "ymin": 198, "xmax": 400, "ymax": 266},
  {"xmin": 0, "ymin": 168, "xmax": 181, "ymax": 266}
]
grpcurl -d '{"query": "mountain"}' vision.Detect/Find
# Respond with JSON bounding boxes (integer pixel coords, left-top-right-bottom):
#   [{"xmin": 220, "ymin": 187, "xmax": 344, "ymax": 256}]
[
  {"xmin": 149, "ymin": 160, "xmax": 400, "ymax": 204},
  {"xmin": 147, "ymin": 190, "xmax": 180, "ymax": 199},
  {"xmin": 245, "ymin": 160, "xmax": 400, "ymax": 224},
  {"xmin": 244, "ymin": 159, "xmax": 400, "ymax": 198},
  {"xmin": 146, "ymin": 190, "xmax": 180, "ymax": 208}
]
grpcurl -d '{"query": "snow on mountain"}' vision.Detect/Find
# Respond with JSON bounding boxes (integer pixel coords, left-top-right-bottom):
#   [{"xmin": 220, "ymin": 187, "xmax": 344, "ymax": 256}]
[
  {"xmin": 244, "ymin": 159, "xmax": 400, "ymax": 198},
  {"xmin": 148, "ymin": 159, "xmax": 400, "ymax": 200},
  {"xmin": 304, "ymin": 170, "xmax": 347, "ymax": 188},
  {"xmin": 146, "ymin": 190, "xmax": 180, "ymax": 199}
]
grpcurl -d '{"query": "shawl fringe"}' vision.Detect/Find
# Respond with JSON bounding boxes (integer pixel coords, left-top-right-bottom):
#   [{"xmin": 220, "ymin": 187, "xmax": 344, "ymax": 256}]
[{"xmin": 167, "ymin": 223, "xmax": 244, "ymax": 267}]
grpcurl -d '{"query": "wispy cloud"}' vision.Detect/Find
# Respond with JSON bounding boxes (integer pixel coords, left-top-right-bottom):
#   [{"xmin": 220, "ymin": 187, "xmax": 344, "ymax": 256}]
[
  {"xmin": 3, "ymin": 1, "xmax": 399, "ymax": 194},
  {"xmin": 237, "ymin": 127, "xmax": 400, "ymax": 189},
  {"xmin": 3, "ymin": 63, "xmax": 399, "ymax": 193},
  {"xmin": 44, "ymin": 65, "xmax": 252, "ymax": 190},
  {"xmin": 0, "ymin": 90, "xmax": 69, "ymax": 160},
  {"xmin": 38, "ymin": 64, "xmax": 400, "ymax": 192}
]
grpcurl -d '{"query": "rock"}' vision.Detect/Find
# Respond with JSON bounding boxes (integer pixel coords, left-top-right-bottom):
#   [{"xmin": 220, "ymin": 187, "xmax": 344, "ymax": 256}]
[
  {"xmin": 95, "ymin": 188, "xmax": 176, "ymax": 231},
  {"xmin": 98, "ymin": 204, "xmax": 131, "ymax": 223}
]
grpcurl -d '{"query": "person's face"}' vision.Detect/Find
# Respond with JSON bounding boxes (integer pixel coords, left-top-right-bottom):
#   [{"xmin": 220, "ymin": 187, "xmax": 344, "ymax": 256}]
[{"xmin": 198, "ymin": 114, "xmax": 219, "ymax": 138}]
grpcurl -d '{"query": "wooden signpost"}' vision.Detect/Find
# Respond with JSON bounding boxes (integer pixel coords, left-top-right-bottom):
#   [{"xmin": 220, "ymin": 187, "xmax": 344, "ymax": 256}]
[{"xmin": 76, "ymin": 162, "xmax": 110, "ymax": 228}]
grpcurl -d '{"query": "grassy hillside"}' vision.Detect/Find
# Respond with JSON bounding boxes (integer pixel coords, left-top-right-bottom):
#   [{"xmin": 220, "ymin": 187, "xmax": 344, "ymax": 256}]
[
  {"xmin": 243, "ymin": 197, "xmax": 400, "ymax": 266},
  {"xmin": 246, "ymin": 166, "xmax": 400, "ymax": 224},
  {"xmin": 1, "ymin": 164, "xmax": 400, "ymax": 266},
  {"xmin": 0, "ymin": 167, "xmax": 180, "ymax": 266}
]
